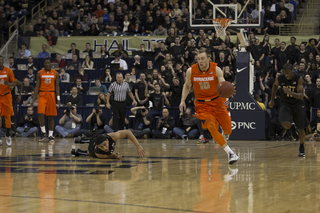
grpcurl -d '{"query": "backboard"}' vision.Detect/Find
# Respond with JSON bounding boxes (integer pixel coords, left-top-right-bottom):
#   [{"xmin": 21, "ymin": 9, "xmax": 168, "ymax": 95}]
[{"xmin": 188, "ymin": 0, "xmax": 263, "ymax": 29}]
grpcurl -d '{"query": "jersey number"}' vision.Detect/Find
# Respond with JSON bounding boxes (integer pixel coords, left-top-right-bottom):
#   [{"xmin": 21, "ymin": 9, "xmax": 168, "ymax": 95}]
[
  {"xmin": 44, "ymin": 78, "xmax": 51, "ymax": 84},
  {"xmin": 199, "ymin": 82, "xmax": 210, "ymax": 90}
]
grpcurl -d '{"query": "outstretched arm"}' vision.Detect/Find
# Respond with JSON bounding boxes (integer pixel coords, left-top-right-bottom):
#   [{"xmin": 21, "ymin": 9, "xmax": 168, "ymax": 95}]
[{"xmin": 109, "ymin": 130, "xmax": 146, "ymax": 158}]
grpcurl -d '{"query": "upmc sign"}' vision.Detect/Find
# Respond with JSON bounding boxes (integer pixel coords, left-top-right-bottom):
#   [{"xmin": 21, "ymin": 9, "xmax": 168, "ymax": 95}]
[
  {"xmin": 229, "ymin": 102, "xmax": 256, "ymax": 110},
  {"xmin": 229, "ymin": 52, "xmax": 266, "ymax": 140}
]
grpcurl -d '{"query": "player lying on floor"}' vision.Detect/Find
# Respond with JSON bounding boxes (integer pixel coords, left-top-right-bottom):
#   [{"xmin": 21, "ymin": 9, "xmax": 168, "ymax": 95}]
[{"xmin": 71, "ymin": 130, "xmax": 146, "ymax": 159}]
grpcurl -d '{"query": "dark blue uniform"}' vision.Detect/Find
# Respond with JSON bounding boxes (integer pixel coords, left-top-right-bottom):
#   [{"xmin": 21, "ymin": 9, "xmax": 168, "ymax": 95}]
[{"xmin": 88, "ymin": 134, "xmax": 116, "ymax": 158}]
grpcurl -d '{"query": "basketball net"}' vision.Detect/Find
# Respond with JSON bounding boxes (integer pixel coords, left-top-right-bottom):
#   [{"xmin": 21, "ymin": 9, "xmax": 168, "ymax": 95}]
[{"xmin": 212, "ymin": 18, "xmax": 232, "ymax": 37}]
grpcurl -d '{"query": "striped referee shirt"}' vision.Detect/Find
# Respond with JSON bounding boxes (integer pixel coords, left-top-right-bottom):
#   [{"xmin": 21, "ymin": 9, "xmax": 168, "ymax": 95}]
[{"xmin": 108, "ymin": 81, "xmax": 131, "ymax": 102}]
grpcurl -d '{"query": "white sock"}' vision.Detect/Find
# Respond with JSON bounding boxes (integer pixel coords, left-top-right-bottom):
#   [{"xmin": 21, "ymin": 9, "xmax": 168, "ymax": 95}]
[
  {"xmin": 223, "ymin": 145, "xmax": 234, "ymax": 155},
  {"xmin": 49, "ymin": 131, "xmax": 53, "ymax": 137},
  {"xmin": 40, "ymin": 126, "xmax": 46, "ymax": 133}
]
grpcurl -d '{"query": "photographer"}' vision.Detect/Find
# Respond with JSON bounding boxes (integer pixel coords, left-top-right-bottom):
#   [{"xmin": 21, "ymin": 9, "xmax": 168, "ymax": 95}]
[
  {"xmin": 55, "ymin": 105, "xmax": 82, "ymax": 138},
  {"xmin": 130, "ymin": 106, "xmax": 152, "ymax": 138},
  {"xmin": 173, "ymin": 108, "xmax": 199, "ymax": 140},
  {"xmin": 79, "ymin": 107, "xmax": 106, "ymax": 137},
  {"xmin": 152, "ymin": 108, "xmax": 175, "ymax": 139},
  {"xmin": 16, "ymin": 107, "xmax": 39, "ymax": 137}
]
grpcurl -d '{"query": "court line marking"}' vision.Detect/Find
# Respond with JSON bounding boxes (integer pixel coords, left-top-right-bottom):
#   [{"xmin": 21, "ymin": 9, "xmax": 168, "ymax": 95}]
[{"xmin": 0, "ymin": 194, "xmax": 214, "ymax": 213}]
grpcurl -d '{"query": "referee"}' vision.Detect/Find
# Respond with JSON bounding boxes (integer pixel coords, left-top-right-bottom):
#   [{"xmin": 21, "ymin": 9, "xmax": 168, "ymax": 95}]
[{"xmin": 107, "ymin": 72, "xmax": 137, "ymax": 131}]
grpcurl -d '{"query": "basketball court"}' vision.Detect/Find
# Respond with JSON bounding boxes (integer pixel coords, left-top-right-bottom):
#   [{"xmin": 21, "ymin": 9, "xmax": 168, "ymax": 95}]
[{"xmin": 0, "ymin": 138, "xmax": 319, "ymax": 212}]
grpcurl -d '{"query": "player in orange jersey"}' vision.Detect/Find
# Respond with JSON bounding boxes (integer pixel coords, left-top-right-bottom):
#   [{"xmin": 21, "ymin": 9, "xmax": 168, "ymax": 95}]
[
  {"xmin": 31, "ymin": 58, "xmax": 61, "ymax": 142},
  {"xmin": 179, "ymin": 48, "xmax": 239, "ymax": 164},
  {"xmin": 0, "ymin": 56, "xmax": 21, "ymax": 146}
]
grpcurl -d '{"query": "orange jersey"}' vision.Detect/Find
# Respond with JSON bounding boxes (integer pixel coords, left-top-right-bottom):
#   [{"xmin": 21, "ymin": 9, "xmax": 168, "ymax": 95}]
[
  {"xmin": 191, "ymin": 62, "xmax": 219, "ymax": 100},
  {"xmin": 0, "ymin": 66, "xmax": 16, "ymax": 95},
  {"xmin": 39, "ymin": 69, "xmax": 57, "ymax": 92}
]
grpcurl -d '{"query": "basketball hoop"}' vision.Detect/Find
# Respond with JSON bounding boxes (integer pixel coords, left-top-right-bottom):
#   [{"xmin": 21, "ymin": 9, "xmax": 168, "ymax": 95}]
[{"xmin": 212, "ymin": 18, "xmax": 232, "ymax": 37}]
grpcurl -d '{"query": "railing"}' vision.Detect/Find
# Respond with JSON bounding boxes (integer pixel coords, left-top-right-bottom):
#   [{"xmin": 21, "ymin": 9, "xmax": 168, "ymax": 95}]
[
  {"xmin": 278, "ymin": 23, "xmax": 315, "ymax": 36},
  {"xmin": 9, "ymin": 16, "xmax": 27, "ymax": 37},
  {"xmin": 31, "ymin": 0, "xmax": 53, "ymax": 22},
  {"xmin": 0, "ymin": 29, "xmax": 19, "ymax": 60}
]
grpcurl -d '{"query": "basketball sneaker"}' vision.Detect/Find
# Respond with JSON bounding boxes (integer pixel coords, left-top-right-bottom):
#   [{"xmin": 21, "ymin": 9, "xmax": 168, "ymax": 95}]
[
  {"xmin": 228, "ymin": 153, "xmax": 239, "ymax": 164},
  {"xmin": 298, "ymin": 143, "xmax": 305, "ymax": 157},
  {"xmin": 71, "ymin": 148, "xmax": 80, "ymax": 156},
  {"xmin": 314, "ymin": 130, "xmax": 320, "ymax": 138},
  {"xmin": 5, "ymin": 136, "xmax": 12, "ymax": 146},
  {"xmin": 74, "ymin": 136, "xmax": 82, "ymax": 143},
  {"xmin": 197, "ymin": 138, "xmax": 209, "ymax": 144},
  {"xmin": 48, "ymin": 136, "xmax": 55, "ymax": 143},
  {"xmin": 39, "ymin": 132, "xmax": 47, "ymax": 142},
  {"xmin": 222, "ymin": 132, "xmax": 229, "ymax": 142}
]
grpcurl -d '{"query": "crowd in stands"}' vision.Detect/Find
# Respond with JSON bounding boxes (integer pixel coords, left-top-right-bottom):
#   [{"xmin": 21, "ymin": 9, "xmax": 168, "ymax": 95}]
[{"xmin": 0, "ymin": 0, "xmax": 303, "ymax": 43}]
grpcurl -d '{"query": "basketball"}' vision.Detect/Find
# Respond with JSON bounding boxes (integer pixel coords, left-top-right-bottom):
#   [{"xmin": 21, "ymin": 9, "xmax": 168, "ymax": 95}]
[{"xmin": 217, "ymin": 81, "xmax": 234, "ymax": 98}]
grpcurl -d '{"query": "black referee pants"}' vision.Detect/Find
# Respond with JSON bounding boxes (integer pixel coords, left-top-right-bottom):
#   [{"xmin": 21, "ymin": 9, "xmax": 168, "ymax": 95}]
[{"xmin": 112, "ymin": 101, "xmax": 127, "ymax": 131}]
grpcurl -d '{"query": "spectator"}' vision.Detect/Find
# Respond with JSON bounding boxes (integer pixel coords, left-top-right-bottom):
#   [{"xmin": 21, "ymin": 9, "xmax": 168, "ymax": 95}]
[
  {"xmin": 122, "ymin": 15, "xmax": 132, "ymax": 34},
  {"xmin": 80, "ymin": 15, "xmax": 92, "ymax": 33},
  {"xmin": 25, "ymin": 25, "xmax": 38, "ymax": 37},
  {"xmin": 175, "ymin": 15, "xmax": 186, "ymax": 35},
  {"xmin": 102, "ymin": 8, "xmax": 110, "ymax": 23},
  {"xmin": 94, "ymin": 4, "xmax": 103, "ymax": 18},
  {"xmin": 295, "ymin": 43, "xmax": 309, "ymax": 64},
  {"xmin": 100, "ymin": 45, "xmax": 110, "ymax": 58},
  {"xmin": 144, "ymin": 16, "xmax": 156, "ymax": 34},
  {"xmin": 135, "ymin": 73, "xmax": 149, "ymax": 107},
  {"xmin": 130, "ymin": 106, "xmax": 152, "ymax": 138},
  {"xmin": 130, "ymin": 55, "xmax": 144, "ymax": 70},
  {"xmin": 19, "ymin": 44, "xmax": 31, "ymax": 59},
  {"xmin": 223, "ymin": 66, "xmax": 235, "ymax": 83},
  {"xmin": 82, "ymin": 55, "xmax": 94, "ymax": 69},
  {"xmin": 105, "ymin": 15, "xmax": 120, "ymax": 35},
  {"xmin": 170, "ymin": 36, "xmax": 185, "ymax": 63},
  {"xmin": 94, "ymin": 78, "xmax": 108, "ymax": 94},
  {"xmin": 153, "ymin": 24, "xmax": 168, "ymax": 36},
  {"xmin": 23, "ymin": 91, "xmax": 38, "ymax": 106},
  {"xmin": 286, "ymin": 37, "xmax": 300, "ymax": 64},
  {"xmin": 37, "ymin": 44, "xmax": 50, "ymax": 59},
  {"xmin": 75, "ymin": 67, "xmax": 88, "ymax": 81},
  {"xmin": 72, "ymin": 22, "xmax": 85, "ymax": 36},
  {"xmin": 306, "ymin": 38, "xmax": 320, "ymax": 57},
  {"xmin": 68, "ymin": 43, "xmax": 80, "ymax": 58},
  {"xmin": 75, "ymin": 78, "xmax": 87, "ymax": 95},
  {"xmin": 152, "ymin": 108, "xmax": 175, "ymax": 138},
  {"xmin": 252, "ymin": 38, "xmax": 265, "ymax": 63},
  {"xmin": 66, "ymin": 87, "xmax": 83, "ymax": 106},
  {"xmin": 309, "ymin": 78, "xmax": 320, "ymax": 109},
  {"xmin": 153, "ymin": 9, "xmax": 165, "ymax": 26},
  {"xmin": 52, "ymin": 54, "xmax": 66, "ymax": 69},
  {"xmin": 83, "ymin": 42, "xmax": 93, "ymax": 58},
  {"xmin": 16, "ymin": 107, "xmax": 38, "ymax": 137},
  {"xmin": 296, "ymin": 62, "xmax": 307, "ymax": 78},
  {"xmin": 275, "ymin": 41, "xmax": 290, "ymax": 71},
  {"xmin": 304, "ymin": 74, "xmax": 315, "ymax": 120},
  {"xmin": 80, "ymin": 107, "xmax": 106, "ymax": 137},
  {"xmin": 100, "ymin": 68, "xmax": 113, "ymax": 83},
  {"xmin": 8, "ymin": 57, "xmax": 17, "ymax": 70},
  {"xmin": 173, "ymin": 108, "xmax": 199, "ymax": 139},
  {"xmin": 132, "ymin": 22, "xmax": 143, "ymax": 35},
  {"xmin": 155, "ymin": 42, "xmax": 169, "ymax": 64},
  {"xmin": 7, "ymin": 6, "xmax": 18, "ymax": 24},
  {"xmin": 144, "ymin": 60, "xmax": 154, "ymax": 78},
  {"xmin": 87, "ymin": 23, "xmax": 100, "ymax": 36},
  {"xmin": 55, "ymin": 17, "xmax": 67, "ymax": 36},
  {"xmin": 46, "ymin": 24, "xmax": 59, "ymax": 37},
  {"xmin": 114, "ymin": 7, "xmax": 124, "ymax": 23},
  {"xmin": 22, "ymin": 78, "xmax": 34, "ymax": 94},
  {"xmin": 67, "ymin": 54, "xmax": 80, "ymax": 70},
  {"xmin": 65, "ymin": 19, "xmax": 75, "ymax": 35},
  {"xmin": 111, "ymin": 53, "xmax": 128, "ymax": 70},
  {"xmin": 265, "ymin": 21, "xmax": 279, "ymax": 35},
  {"xmin": 254, "ymin": 94, "xmax": 266, "ymax": 110},
  {"xmin": 55, "ymin": 105, "xmax": 82, "ymax": 137},
  {"xmin": 148, "ymin": 83, "xmax": 170, "ymax": 119},
  {"xmin": 95, "ymin": 92, "xmax": 107, "ymax": 106},
  {"xmin": 59, "ymin": 68, "xmax": 70, "ymax": 83},
  {"xmin": 70, "ymin": 4, "xmax": 79, "ymax": 17},
  {"xmin": 111, "ymin": 43, "xmax": 128, "ymax": 58},
  {"xmin": 25, "ymin": 68, "xmax": 36, "ymax": 83},
  {"xmin": 170, "ymin": 77, "xmax": 183, "ymax": 107}
]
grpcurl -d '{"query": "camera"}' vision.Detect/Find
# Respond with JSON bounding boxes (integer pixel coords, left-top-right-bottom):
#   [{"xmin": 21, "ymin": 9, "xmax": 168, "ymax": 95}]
[
  {"xmin": 65, "ymin": 103, "xmax": 74, "ymax": 116},
  {"xmin": 141, "ymin": 108, "xmax": 146, "ymax": 113},
  {"xmin": 95, "ymin": 108, "xmax": 100, "ymax": 114},
  {"xmin": 181, "ymin": 113, "xmax": 187, "ymax": 119},
  {"xmin": 28, "ymin": 115, "xmax": 32, "ymax": 119}
]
